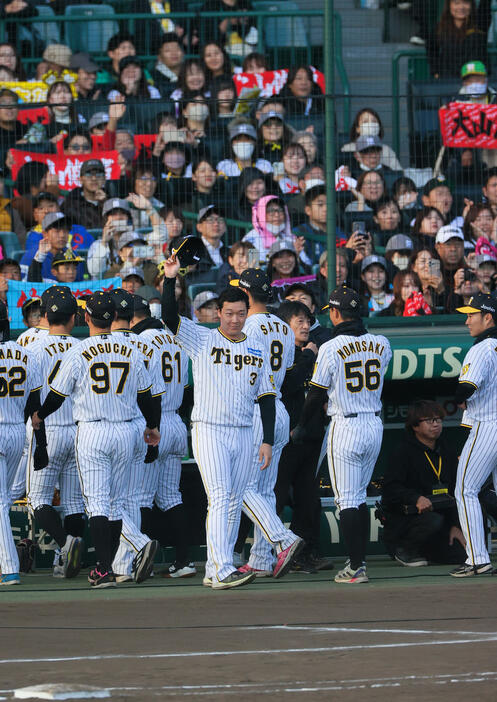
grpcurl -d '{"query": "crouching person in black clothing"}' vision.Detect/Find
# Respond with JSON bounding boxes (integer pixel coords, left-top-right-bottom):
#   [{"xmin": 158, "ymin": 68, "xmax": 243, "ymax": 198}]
[{"xmin": 382, "ymin": 400, "xmax": 467, "ymax": 567}]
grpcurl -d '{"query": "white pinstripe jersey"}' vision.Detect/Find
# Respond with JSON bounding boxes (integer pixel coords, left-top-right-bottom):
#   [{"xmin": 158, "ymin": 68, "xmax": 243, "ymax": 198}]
[
  {"xmin": 458, "ymin": 339, "xmax": 497, "ymax": 422},
  {"xmin": 310, "ymin": 333, "xmax": 392, "ymax": 416},
  {"xmin": 50, "ymin": 333, "xmax": 152, "ymax": 423},
  {"xmin": 32, "ymin": 334, "xmax": 79, "ymax": 426},
  {"xmin": 16, "ymin": 326, "xmax": 49, "ymax": 348},
  {"xmin": 111, "ymin": 330, "xmax": 167, "ymax": 398},
  {"xmin": 0, "ymin": 341, "xmax": 41, "ymax": 423},
  {"xmin": 170, "ymin": 316, "xmax": 276, "ymax": 426},
  {"xmin": 243, "ymin": 313, "xmax": 295, "ymax": 399},
  {"xmin": 140, "ymin": 328, "xmax": 188, "ymax": 412}
]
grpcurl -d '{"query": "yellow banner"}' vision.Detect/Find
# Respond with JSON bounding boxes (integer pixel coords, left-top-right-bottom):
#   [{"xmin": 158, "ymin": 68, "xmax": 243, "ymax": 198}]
[{"xmin": 0, "ymin": 81, "xmax": 48, "ymax": 103}]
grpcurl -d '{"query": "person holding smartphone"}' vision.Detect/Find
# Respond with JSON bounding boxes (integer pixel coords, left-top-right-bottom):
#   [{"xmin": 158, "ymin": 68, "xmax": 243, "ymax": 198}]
[
  {"xmin": 86, "ymin": 198, "xmax": 134, "ymax": 279},
  {"xmin": 409, "ymin": 248, "xmax": 445, "ymax": 311}
]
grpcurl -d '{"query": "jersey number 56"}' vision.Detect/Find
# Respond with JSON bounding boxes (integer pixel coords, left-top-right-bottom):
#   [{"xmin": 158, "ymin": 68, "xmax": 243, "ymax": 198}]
[{"xmin": 344, "ymin": 359, "xmax": 380, "ymax": 393}]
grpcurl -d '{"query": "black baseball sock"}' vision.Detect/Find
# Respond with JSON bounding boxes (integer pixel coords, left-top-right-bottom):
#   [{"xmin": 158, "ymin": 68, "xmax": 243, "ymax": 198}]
[
  {"xmin": 35, "ymin": 505, "xmax": 66, "ymax": 549},
  {"xmin": 109, "ymin": 519, "xmax": 122, "ymax": 563},
  {"xmin": 234, "ymin": 513, "xmax": 252, "ymax": 554},
  {"xmin": 358, "ymin": 502, "xmax": 369, "ymax": 564},
  {"xmin": 166, "ymin": 504, "xmax": 190, "ymax": 565},
  {"xmin": 339, "ymin": 508, "xmax": 363, "ymax": 570},
  {"xmin": 140, "ymin": 507, "xmax": 155, "ymax": 540},
  {"xmin": 64, "ymin": 513, "xmax": 86, "ymax": 538},
  {"xmin": 89, "ymin": 516, "xmax": 112, "ymax": 572}
]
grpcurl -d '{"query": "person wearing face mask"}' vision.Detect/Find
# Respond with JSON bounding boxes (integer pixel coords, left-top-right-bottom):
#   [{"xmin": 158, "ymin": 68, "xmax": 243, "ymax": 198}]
[
  {"xmin": 181, "ymin": 93, "xmax": 211, "ymax": 152},
  {"xmin": 385, "ymin": 234, "xmax": 416, "ymax": 273},
  {"xmin": 217, "ymin": 121, "xmax": 272, "ymax": 177},
  {"xmin": 286, "ymin": 164, "xmax": 326, "ymax": 227},
  {"xmin": 341, "ymin": 108, "xmax": 402, "ymax": 173},
  {"xmin": 351, "ymin": 135, "xmax": 398, "ymax": 182},
  {"xmin": 134, "ymin": 285, "xmax": 164, "ymax": 321},
  {"xmin": 243, "ymin": 195, "xmax": 296, "ymax": 265},
  {"xmin": 155, "ymin": 141, "xmax": 192, "ymax": 206}
]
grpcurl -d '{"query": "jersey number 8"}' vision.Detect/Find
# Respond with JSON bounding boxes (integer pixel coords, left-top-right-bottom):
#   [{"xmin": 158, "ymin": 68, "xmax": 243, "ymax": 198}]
[{"xmin": 344, "ymin": 359, "xmax": 380, "ymax": 393}]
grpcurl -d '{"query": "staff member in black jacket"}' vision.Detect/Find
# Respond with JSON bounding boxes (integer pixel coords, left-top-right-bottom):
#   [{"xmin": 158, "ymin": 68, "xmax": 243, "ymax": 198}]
[{"xmin": 382, "ymin": 400, "xmax": 467, "ymax": 567}]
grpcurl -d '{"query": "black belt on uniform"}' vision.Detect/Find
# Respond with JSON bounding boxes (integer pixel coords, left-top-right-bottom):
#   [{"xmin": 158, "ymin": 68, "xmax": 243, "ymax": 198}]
[{"xmin": 343, "ymin": 411, "xmax": 381, "ymax": 418}]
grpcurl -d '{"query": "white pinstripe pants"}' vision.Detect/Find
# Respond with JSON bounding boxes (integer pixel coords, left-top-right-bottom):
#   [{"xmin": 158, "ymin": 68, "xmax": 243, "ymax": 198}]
[
  {"xmin": 192, "ymin": 422, "xmax": 253, "ymax": 582},
  {"xmin": 0, "ymin": 424, "xmax": 24, "ymax": 574},
  {"xmin": 455, "ymin": 421, "xmax": 497, "ymax": 566},
  {"xmin": 327, "ymin": 415, "xmax": 383, "ymax": 512}
]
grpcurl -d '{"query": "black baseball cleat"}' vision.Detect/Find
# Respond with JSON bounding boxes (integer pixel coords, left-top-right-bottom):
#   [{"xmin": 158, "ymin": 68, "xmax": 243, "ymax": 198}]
[
  {"xmin": 211, "ymin": 569, "xmax": 256, "ymax": 590},
  {"xmin": 132, "ymin": 540, "xmax": 159, "ymax": 583},
  {"xmin": 394, "ymin": 548, "xmax": 428, "ymax": 567},
  {"xmin": 88, "ymin": 568, "xmax": 116, "ymax": 589},
  {"xmin": 450, "ymin": 562, "xmax": 494, "ymax": 577}
]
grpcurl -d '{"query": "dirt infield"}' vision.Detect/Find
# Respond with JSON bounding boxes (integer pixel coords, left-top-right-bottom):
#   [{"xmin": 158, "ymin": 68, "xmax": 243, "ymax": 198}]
[{"xmin": 0, "ymin": 559, "xmax": 496, "ymax": 701}]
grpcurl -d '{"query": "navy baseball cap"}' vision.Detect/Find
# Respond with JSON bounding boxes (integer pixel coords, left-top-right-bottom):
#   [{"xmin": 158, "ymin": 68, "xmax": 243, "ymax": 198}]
[
  {"xmin": 230, "ymin": 268, "xmax": 271, "ymax": 295},
  {"xmin": 323, "ymin": 285, "xmax": 362, "ymax": 317},
  {"xmin": 85, "ymin": 291, "xmax": 115, "ymax": 322},
  {"xmin": 133, "ymin": 294, "xmax": 151, "ymax": 314},
  {"xmin": 52, "ymin": 249, "xmax": 83, "ymax": 267},
  {"xmin": 80, "ymin": 159, "xmax": 105, "ymax": 177},
  {"xmin": 46, "ymin": 290, "xmax": 78, "ymax": 320},
  {"xmin": 111, "ymin": 288, "xmax": 134, "ymax": 320},
  {"xmin": 457, "ymin": 292, "xmax": 497, "ymax": 316},
  {"xmin": 22, "ymin": 297, "xmax": 41, "ymax": 320}
]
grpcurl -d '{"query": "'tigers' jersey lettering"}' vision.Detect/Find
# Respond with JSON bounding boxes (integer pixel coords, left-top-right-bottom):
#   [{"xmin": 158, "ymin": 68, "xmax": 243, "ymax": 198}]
[{"xmin": 210, "ymin": 346, "xmax": 264, "ymax": 369}]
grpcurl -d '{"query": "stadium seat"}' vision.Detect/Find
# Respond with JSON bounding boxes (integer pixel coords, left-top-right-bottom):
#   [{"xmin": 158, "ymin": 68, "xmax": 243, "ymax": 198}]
[
  {"xmin": 0, "ymin": 231, "xmax": 22, "ymax": 260},
  {"xmin": 33, "ymin": 5, "xmax": 61, "ymax": 46},
  {"xmin": 188, "ymin": 282, "xmax": 217, "ymax": 300},
  {"xmin": 252, "ymin": 0, "xmax": 309, "ymax": 48},
  {"xmin": 64, "ymin": 4, "xmax": 119, "ymax": 54}
]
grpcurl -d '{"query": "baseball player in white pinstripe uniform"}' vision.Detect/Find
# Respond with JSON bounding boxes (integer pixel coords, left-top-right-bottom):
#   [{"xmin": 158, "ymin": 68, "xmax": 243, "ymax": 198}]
[
  {"xmin": 0, "ymin": 300, "xmax": 47, "ymax": 585},
  {"xmin": 27, "ymin": 288, "xmax": 86, "ymax": 579},
  {"xmin": 451, "ymin": 292, "xmax": 497, "ymax": 577},
  {"xmin": 293, "ymin": 286, "xmax": 391, "ymax": 584},
  {"xmin": 134, "ymin": 297, "xmax": 195, "ymax": 579},
  {"xmin": 32, "ymin": 291, "xmax": 160, "ymax": 589},
  {"xmin": 109, "ymin": 288, "xmax": 162, "ymax": 584},
  {"xmin": 16, "ymin": 297, "xmax": 49, "ymax": 348},
  {"xmin": 230, "ymin": 269, "xmax": 303, "ymax": 576},
  {"xmin": 161, "ymin": 254, "xmax": 298, "ymax": 590}
]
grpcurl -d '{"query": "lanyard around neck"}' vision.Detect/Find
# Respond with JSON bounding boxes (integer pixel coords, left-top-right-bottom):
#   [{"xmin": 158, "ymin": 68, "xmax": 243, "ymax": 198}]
[{"xmin": 424, "ymin": 451, "xmax": 441, "ymax": 481}]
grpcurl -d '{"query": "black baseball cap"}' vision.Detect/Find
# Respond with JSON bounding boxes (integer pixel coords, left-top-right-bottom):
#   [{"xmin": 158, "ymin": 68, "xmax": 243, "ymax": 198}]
[
  {"xmin": 52, "ymin": 249, "xmax": 83, "ymax": 267},
  {"xmin": 457, "ymin": 292, "xmax": 497, "ymax": 316},
  {"xmin": 111, "ymin": 288, "xmax": 134, "ymax": 320},
  {"xmin": 323, "ymin": 285, "xmax": 362, "ymax": 317},
  {"xmin": 133, "ymin": 294, "xmax": 151, "ymax": 314},
  {"xmin": 85, "ymin": 291, "xmax": 115, "ymax": 322},
  {"xmin": 22, "ymin": 296, "xmax": 41, "ymax": 320},
  {"xmin": 46, "ymin": 290, "xmax": 78, "ymax": 320},
  {"xmin": 423, "ymin": 175, "xmax": 449, "ymax": 196},
  {"xmin": 33, "ymin": 191, "xmax": 58, "ymax": 207},
  {"xmin": 80, "ymin": 159, "xmax": 105, "ymax": 177},
  {"xmin": 230, "ymin": 268, "xmax": 271, "ymax": 295}
]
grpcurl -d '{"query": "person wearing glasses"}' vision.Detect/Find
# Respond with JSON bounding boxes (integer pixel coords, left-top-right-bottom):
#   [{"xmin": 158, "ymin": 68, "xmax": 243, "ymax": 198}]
[
  {"xmin": 127, "ymin": 163, "xmax": 164, "ymax": 231},
  {"xmin": 381, "ymin": 399, "xmax": 467, "ymax": 568}
]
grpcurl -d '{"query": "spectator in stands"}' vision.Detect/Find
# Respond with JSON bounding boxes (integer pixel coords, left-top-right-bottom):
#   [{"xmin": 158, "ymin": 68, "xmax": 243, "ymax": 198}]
[
  {"xmin": 181, "ymin": 93, "xmax": 211, "ymax": 150},
  {"xmin": 0, "ymin": 257, "xmax": 20, "ymax": 302},
  {"xmin": 132, "ymin": 0, "xmax": 187, "ymax": 55},
  {"xmin": 282, "ymin": 283, "xmax": 331, "ymax": 347},
  {"xmin": 198, "ymin": 0, "xmax": 258, "ymax": 50},
  {"xmin": 267, "ymin": 241, "xmax": 303, "ymax": 296},
  {"xmin": 0, "ymin": 165, "xmax": 25, "ymax": 243},
  {"xmin": 170, "ymin": 59, "xmax": 208, "ymax": 108},
  {"xmin": 108, "ymin": 57, "xmax": 161, "ymax": 101},
  {"xmin": 217, "ymin": 120, "xmax": 272, "ymax": 177},
  {"xmin": 426, "ymin": 0, "xmax": 491, "ymax": 79},
  {"xmin": 276, "ymin": 66, "xmax": 323, "ymax": 116},
  {"xmin": 242, "ymin": 52, "xmax": 268, "ymax": 74},
  {"xmin": 215, "ymin": 240, "xmax": 257, "ymax": 291},
  {"xmin": 409, "ymin": 247, "xmax": 446, "ymax": 311},
  {"xmin": 385, "ymin": 234, "xmax": 415, "ymax": 271},
  {"xmin": 41, "ymin": 43, "xmax": 73, "ymax": 80},
  {"xmin": 0, "ymin": 65, "xmax": 14, "ymax": 82},
  {"xmin": 61, "ymin": 159, "xmax": 106, "ymax": 230},
  {"xmin": 382, "ymin": 400, "xmax": 466, "ymax": 566},
  {"xmin": 462, "ymin": 203, "xmax": 494, "ymax": 252},
  {"xmin": 293, "ymin": 184, "xmax": 331, "ymax": 266},
  {"xmin": 70, "ymin": 53, "xmax": 101, "ymax": 101},
  {"xmin": 63, "ymin": 131, "xmax": 92, "ymax": 156},
  {"xmin": 48, "ymin": 248, "xmax": 83, "ymax": 284},
  {"xmin": 103, "ymin": 33, "xmax": 137, "ymax": 86},
  {"xmin": 351, "ymin": 136, "xmax": 394, "ymax": 181},
  {"xmin": 11, "ymin": 161, "xmax": 59, "ymax": 230},
  {"xmin": 24, "ymin": 81, "xmax": 86, "ymax": 143},
  {"xmin": 160, "ymin": 206, "xmax": 185, "ymax": 241},
  {"xmin": 24, "ymin": 213, "xmax": 85, "ymax": 283},
  {"xmin": 345, "ymin": 171, "xmax": 386, "ymax": 213},
  {"xmin": 151, "ymin": 33, "xmax": 184, "ymax": 96},
  {"xmin": 86, "ymin": 198, "xmax": 133, "ymax": 279},
  {"xmin": 196, "ymin": 204, "xmax": 227, "ymax": 269},
  {"xmin": 156, "ymin": 141, "xmax": 191, "ymax": 204},
  {"xmin": 421, "ymin": 177, "xmax": 454, "ymax": 222},
  {"xmin": 103, "ymin": 230, "xmax": 157, "ymax": 285},
  {"xmin": 361, "ymin": 254, "xmax": 394, "ymax": 316},
  {"xmin": 193, "ymin": 290, "xmax": 219, "ymax": 323},
  {"xmin": 341, "ymin": 107, "xmax": 403, "ymax": 172},
  {"xmin": 243, "ymin": 195, "xmax": 294, "ymax": 264},
  {"xmin": 0, "ymin": 42, "xmax": 26, "ymax": 80},
  {"xmin": 127, "ymin": 163, "xmax": 165, "ymax": 231},
  {"xmin": 256, "ymin": 96, "xmax": 287, "ymax": 124},
  {"xmin": 293, "ymin": 131, "xmax": 318, "ymax": 167},
  {"xmin": 88, "ymin": 112, "xmax": 109, "ymax": 136},
  {"xmin": 309, "ymin": 249, "xmax": 350, "ymax": 307},
  {"xmin": 287, "ymin": 164, "xmax": 325, "ymax": 226},
  {"xmin": 257, "ymin": 111, "xmax": 292, "ymax": 164},
  {"xmin": 392, "ymin": 176, "xmax": 419, "ymax": 230},
  {"xmin": 371, "ymin": 196, "xmax": 402, "ymax": 246},
  {"xmin": 121, "ymin": 268, "xmax": 146, "ymax": 292},
  {"xmin": 210, "ymin": 78, "xmax": 237, "ymax": 120},
  {"xmin": 457, "ymin": 60, "xmax": 495, "ymax": 104},
  {"xmin": 185, "ymin": 157, "xmax": 222, "ymax": 214},
  {"xmin": 0, "ymin": 89, "xmax": 25, "ymax": 168},
  {"xmin": 411, "ymin": 206, "xmax": 445, "ymax": 249},
  {"xmin": 476, "ymin": 253, "xmax": 497, "ymax": 292},
  {"xmin": 276, "ymin": 143, "xmax": 308, "ymax": 196},
  {"xmin": 201, "ymin": 42, "xmax": 232, "ymax": 87},
  {"xmin": 378, "ymin": 269, "xmax": 428, "ymax": 317},
  {"xmin": 435, "ymin": 224, "xmax": 466, "ymax": 293},
  {"xmin": 237, "ymin": 167, "xmax": 269, "ymax": 222},
  {"xmin": 482, "ymin": 167, "xmax": 497, "ymax": 215}
]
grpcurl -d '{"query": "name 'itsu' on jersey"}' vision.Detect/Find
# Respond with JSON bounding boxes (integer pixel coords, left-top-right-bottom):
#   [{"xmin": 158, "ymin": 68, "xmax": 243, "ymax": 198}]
[
  {"xmin": 0, "ymin": 342, "xmax": 41, "ymax": 423},
  {"xmin": 140, "ymin": 329, "xmax": 188, "ymax": 412},
  {"xmin": 172, "ymin": 316, "xmax": 275, "ymax": 426},
  {"xmin": 310, "ymin": 333, "xmax": 392, "ymax": 416},
  {"xmin": 458, "ymin": 339, "xmax": 497, "ymax": 422},
  {"xmin": 49, "ymin": 334, "xmax": 152, "ymax": 422},
  {"xmin": 33, "ymin": 334, "xmax": 79, "ymax": 426},
  {"xmin": 243, "ymin": 314, "xmax": 295, "ymax": 397}
]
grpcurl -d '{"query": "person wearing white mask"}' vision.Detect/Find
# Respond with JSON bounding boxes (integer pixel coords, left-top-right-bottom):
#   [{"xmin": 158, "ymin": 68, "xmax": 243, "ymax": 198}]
[
  {"xmin": 352, "ymin": 135, "xmax": 396, "ymax": 181},
  {"xmin": 217, "ymin": 120, "xmax": 272, "ymax": 177},
  {"xmin": 385, "ymin": 234, "xmax": 415, "ymax": 271},
  {"xmin": 182, "ymin": 93, "xmax": 210, "ymax": 145},
  {"xmin": 341, "ymin": 107, "xmax": 402, "ymax": 172}
]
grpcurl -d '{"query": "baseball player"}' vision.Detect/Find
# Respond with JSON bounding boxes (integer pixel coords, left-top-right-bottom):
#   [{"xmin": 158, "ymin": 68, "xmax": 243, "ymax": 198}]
[
  {"xmin": 161, "ymin": 256, "xmax": 282, "ymax": 590},
  {"xmin": 109, "ymin": 288, "xmax": 162, "ymax": 584},
  {"xmin": 27, "ymin": 288, "xmax": 86, "ymax": 579},
  {"xmin": 32, "ymin": 291, "xmax": 160, "ymax": 589},
  {"xmin": 230, "ymin": 269, "xmax": 304, "ymax": 576},
  {"xmin": 451, "ymin": 292, "xmax": 497, "ymax": 577},
  {"xmin": 132, "ymin": 295, "xmax": 195, "ymax": 578},
  {"xmin": 293, "ymin": 286, "xmax": 392, "ymax": 584},
  {"xmin": 0, "ymin": 300, "xmax": 47, "ymax": 585},
  {"xmin": 16, "ymin": 297, "xmax": 49, "ymax": 347}
]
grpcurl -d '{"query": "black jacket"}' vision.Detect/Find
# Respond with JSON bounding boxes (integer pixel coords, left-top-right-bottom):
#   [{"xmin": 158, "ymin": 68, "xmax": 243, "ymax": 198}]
[
  {"xmin": 382, "ymin": 429, "xmax": 460, "ymax": 532},
  {"xmin": 61, "ymin": 188, "xmax": 104, "ymax": 230},
  {"xmin": 280, "ymin": 345, "xmax": 323, "ymax": 435}
]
